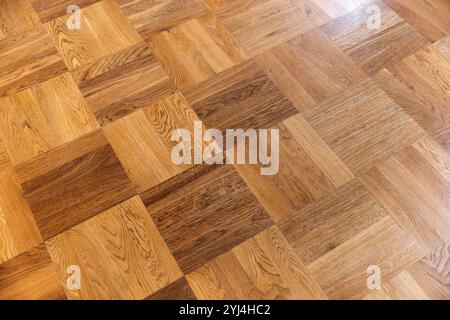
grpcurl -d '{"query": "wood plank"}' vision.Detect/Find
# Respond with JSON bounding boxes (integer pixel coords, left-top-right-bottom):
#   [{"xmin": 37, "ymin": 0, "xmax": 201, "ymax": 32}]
[
  {"xmin": 214, "ymin": 0, "xmax": 330, "ymax": 56},
  {"xmin": 278, "ymin": 179, "xmax": 387, "ymax": 265},
  {"xmin": 30, "ymin": 0, "xmax": 102, "ymax": 23},
  {"xmin": 0, "ymin": 27, "xmax": 67, "ymax": 96},
  {"xmin": 408, "ymin": 241, "xmax": 450, "ymax": 300},
  {"xmin": 104, "ymin": 93, "xmax": 200, "ymax": 193},
  {"xmin": 146, "ymin": 165, "xmax": 273, "ymax": 273},
  {"xmin": 46, "ymin": 196, "xmax": 182, "ymax": 300},
  {"xmin": 255, "ymin": 28, "xmax": 367, "ymax": 112},
  {"xmin": 19, "ymin": 134, "xmax": 136, "ymax": 240},
  {"xmin": 45, "ymin": 0, "xmax": 142, "ymax": 71},
  {"xmin": 187, "ymin": 226, "xmax": 327, "ymax": 299},
  {"xmin": 0, "ymin": 167, "xmax": 42, "ymax": 263},
  {"xmin": 0, "ymin": 0, "xmax": 41, "ymax": 40},
  {"xmin": 321, "ymin": 1, "xmax": 430, "ymax": 75},
  {"xmin": 0, "ymin": 244, "xmax": 66, "ymax": 300},
  {"xmin": 434, "ymin": 35, "xmax": 450, "ymax": 58},
  {"xmin": 148, "ymin": 13, "xmax": 248, "ymax": 89},
  {"xmin": 145, "ymin": 278, "xmax": 197, "ymax": 300},
  {"xmin": 183, "ymin": 60, "xmax": 298, "ymax": 132},
  {"xmin": 361, "ymin": 136, "xmax": 450, "ymax": 252},
  {"xmin": 235, "ymin": 113, "xmax": 354, "ymax": 222},
  {"xmin": 71, "ymin": 42, "xmax": 177, "ymax": 126},
  {"xmin": 363, "ymin": 270, "xmax": 431, "ymax": 300},
  {"xmin": 0, "ymin": 73, "xmax": 99, "ymax": 165},
  {"xmin": 308, "ymin": 216, "xmax": 425, "ymax": 299},
  {"xmin": 383, "ymin": 0, "xmax": 450, "ymax": 42},
  {"xmin": 375, "ymin": 45, "xmax": 450, "ymax": 136},
  {"xmin": 303, "ymin": 79, "xmax": 425, "ymax": 176},
  {"xmin": 117, "ymin": 0, "xmax": 209, "ymax": 40}
]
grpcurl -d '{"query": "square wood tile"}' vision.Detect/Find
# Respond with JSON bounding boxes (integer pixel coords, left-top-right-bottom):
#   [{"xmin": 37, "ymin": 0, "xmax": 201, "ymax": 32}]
[
  {"xmin": 278, "ymin": 179, "xmax": 388, "ymax": 265},
  {"xmin": 303, "ymin": 79, "xmax": 425, "ymax": 176},
  {"xmin": 142, "ymin": 165, "xmax": 273, "ymax": 273},
  {"xmin": 384, "ymin": 0, "xmax": 450, "ymax": 42},
  {"xmin": 14, "ymin": 130, "xmax": 136, "ymax": 240},
  {"xmin": 407, "ymin": 242, "xmax": 450, "ymax": 299},
  {"xmin": 0, "ymin": 166, "xmax": 42, "ymax": 263},
  {"xmin": 0, "ymin": 244, "xmax": 66, "ymax": 300},
  {"xmin": 0, "ymin": 73, "xmax": 99, "ymax": 165},
  {"xmin": 46, "ymin": 196, "xmax": 182, "ymax": 300},
  {"xmin": 117, "ymin": 0, "xmax": 209, "ymax": 40},
  {"xmin": 186, "ymin": 226, "xmax": 327, "ymax": 299},
  {"xmin": 433, "ymin": 123, "xmax": 450, "ymax": 154},
  {"xmin": 321, "ymin": 0, "xmax": 430, "ymax": 75},
  {"xmin": 235, "ymin": 114, "xmax": 354, "ymax": 222},
  {"xmin": 148, "ymin": 13, "xmax": 248, "ymax": 89},
  {"xmin": 308, "ymin": 216, "xmax": 424, "ymax": 299},
  {"xmin": 104, "ymin": 93, "xmax": 202, "ymax": 193},
  {"xmin": 0, "ymin": 0, "xmax": 41, "ymax": 40},
  {"xmin": 361, "ymin": 136, "xmax": 450, "ymax": 252},
  {"xmin": 183, "ymin": 60, "xmax": 298, "ymax": 132},
  {"xmin": 0, "ymin": 27, "xmax": 68, "ymax": 96},
  {"xmin": 45, "ymin": 0, "xmax": 142, "ymax": 71},
  {"xmin": 71, "ymin": 42, "xmax": 177, "ymax": 126},
  {"xmin": 30, "ymin": 0, "xmax": 102, "ymax": 23},
  {"xmin": 213, "ymin": 0, "xmax": 330, "ymax": 56},
  {"xmin": 256, "ymin": 28, "xmax": 367, "ymax": 112},
  {"xmin": 374, "ymin": 45, "xmax": 450, "ymax": 136}
]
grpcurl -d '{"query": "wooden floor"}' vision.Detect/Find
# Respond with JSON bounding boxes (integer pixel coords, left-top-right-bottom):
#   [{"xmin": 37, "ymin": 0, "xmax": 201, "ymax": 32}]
[{"xmin": 0, "ymin": 0, "xmax": 449, "ymax": 300}]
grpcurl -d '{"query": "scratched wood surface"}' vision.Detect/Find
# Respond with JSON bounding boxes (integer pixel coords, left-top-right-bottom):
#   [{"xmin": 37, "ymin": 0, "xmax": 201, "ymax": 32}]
[{"xmin": 0, "ymin": 0, "xmax": 449, "ymax": 300}]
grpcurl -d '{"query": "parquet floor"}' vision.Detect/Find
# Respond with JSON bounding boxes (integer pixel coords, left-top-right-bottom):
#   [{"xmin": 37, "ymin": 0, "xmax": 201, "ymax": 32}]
[{"xmin": 0, "ymin": 0, "xmax": 449, "ymax": 300}]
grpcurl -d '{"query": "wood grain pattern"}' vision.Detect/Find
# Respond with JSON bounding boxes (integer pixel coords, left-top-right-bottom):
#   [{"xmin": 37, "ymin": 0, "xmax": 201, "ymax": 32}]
[
  {"xmin": 148, "ymin": 13, "xmax": 248, "ymax": 89},
  {"xmin": 256, "ymin": 28, "xmax": 367, "ymax": 112},
  {"xmin": 0, "ymin": 243, "xmax": 66, "ymax": 300},
  {"xmin": 145, "ymin": 278, "xmax": 197, "ymax": 300},
  {"xmin": 383, "ymin": 0, "xmax": 450, "ymax": 42},
  {"xmin": 278, "ymin": 179, "xmax": 388, "ymax": 265},
  {"xmin": 0, "ymin": 167, "xmax": 42, "ymax": 263},
  {"xmin": 118, "ymin": 0, "xmax": 209, "ymax": 40},
  {"xmin": 0, "ymin": 73, "xmax": 99, "ymax": 165},
  {"xmin": 0, "ymin": 0, "xmax": 449, "ymax": 300},
  {"xmin": 308, "ymin": 216, "xmax": 425, "ymax": 299},
  {"xmin": 434, "ymin": 35, "xmax": 450, "ymax": 58},
  {"xmin": 365, "ymin": 240, "xmax": 450, "ymax": 300},
  {"xmin": 104, "ymin": 93, "xmax": 202, "ymax": 192},
  {"xmin": 213, "ymin": 0, "xmax": 330, "ymax": 56},
  {"xmin": 187, "ymin": 226, "xmax": 327, "ymax": 300},
  {"xmin": 0, "ymin": 27, "xmax": 67, "ymax": 96},
  {"xmin": 18, "ymin": 132, "xmax": 136, "ymax": 240},
  {"xmin": 72, "ymin": 42, "xmax": 177, "ymax": 126},
  {"xmin": 30, "ymin": 0, "xmax": 102, "ymax": 23},
  {"xmin": 375, "ymin": 45, "xmax": 450, "ymax": 136},
  {"xmin": 321, "ymin": 1, "xmax": 430, "ymax": 75},
  {"xmin": 303, "ymin": 79, "xmax": 425, "ymax": 175},
  {"xmin": 0, "ymin": 0, "xmax": 41, "ymax": 40},
  {"xmin": 408, "ymin": 241, "xmax": 450, "ymax": 299},
  {"xmin": 361, "ymin": 136, "xmax": 450, "ymax": 252},
  {"xmin": 183, "ymin": 60, "xmax": 298, "ymax": 132},
  {"xmin": 236, "ymin": 113, "xmax": 354, "ymax": 222},
  {"xmin": 363, "ymin": 269, "xmax": 432, "ymax": 300},
  {"xmin": 145, "ymin": 165, "xmax": 273, "ymax": 273},
  {"xmin": 46, "ymin": 196, "xmax": 182, "ymax": 300},
  {"xmin": 433, "ymin": 122, "xmax": 450, "ymax": 154},
  {"xmin": 45, "ymin": 0, "xmax": 142, "ymax": 71}
]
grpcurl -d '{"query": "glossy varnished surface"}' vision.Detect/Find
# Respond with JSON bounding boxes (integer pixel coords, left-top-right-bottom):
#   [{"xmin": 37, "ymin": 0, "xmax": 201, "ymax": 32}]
[{"xmin": 0, "ymin": 0, "xmax": 449, "ymax": 300}]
